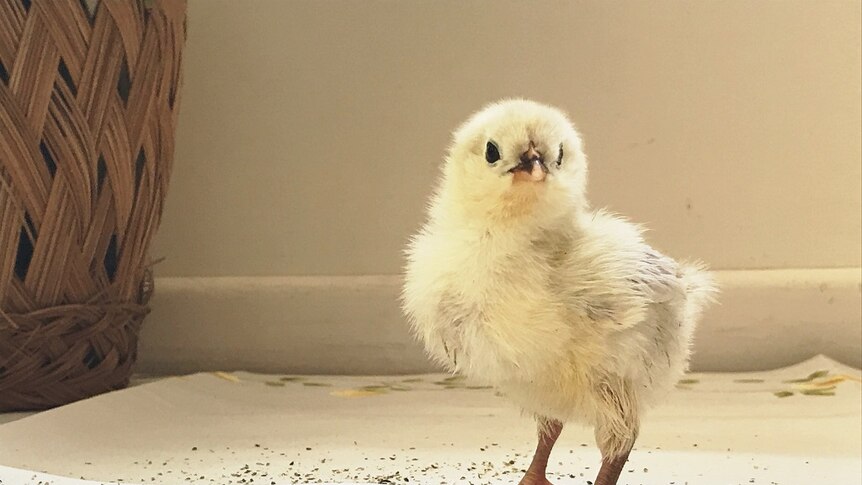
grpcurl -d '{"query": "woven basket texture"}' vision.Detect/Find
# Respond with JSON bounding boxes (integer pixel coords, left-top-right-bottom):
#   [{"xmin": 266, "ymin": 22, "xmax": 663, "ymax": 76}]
[{"xmin": 0, "ymin": 0, "xmax": 186, "ymax": 411}]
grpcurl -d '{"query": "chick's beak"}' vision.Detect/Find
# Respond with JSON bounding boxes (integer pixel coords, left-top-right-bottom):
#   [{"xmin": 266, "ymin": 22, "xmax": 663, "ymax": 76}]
[{"xmin": 511, "ymin": 143, "xmax": 547, "ymax": 183}]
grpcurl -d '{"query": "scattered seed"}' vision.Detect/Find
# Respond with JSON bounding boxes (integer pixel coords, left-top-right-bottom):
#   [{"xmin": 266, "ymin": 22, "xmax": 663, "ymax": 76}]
[
  {"xmin": 783, "ymin": 370, "xmax": 829, "ymax": 384},
  {"xmin": 279, "ymin": 376, "xmax": 305, "ymax": 382}
]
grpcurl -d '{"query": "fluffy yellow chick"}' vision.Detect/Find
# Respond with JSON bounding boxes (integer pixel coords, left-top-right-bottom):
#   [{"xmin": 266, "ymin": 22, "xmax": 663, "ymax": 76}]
[{"xmin": 402, "ymin": 99, "xmax": 716, "ymax": 485}]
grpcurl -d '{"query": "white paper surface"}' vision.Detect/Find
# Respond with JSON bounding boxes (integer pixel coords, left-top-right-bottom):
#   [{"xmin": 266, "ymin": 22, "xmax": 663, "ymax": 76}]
[
  {"xmin": 0, "ymin": 355, "xmax": 859, "ymax": 484},
  {"xmin": 0, "ymin": 466, "xmax": 367, "ymax": 485}
]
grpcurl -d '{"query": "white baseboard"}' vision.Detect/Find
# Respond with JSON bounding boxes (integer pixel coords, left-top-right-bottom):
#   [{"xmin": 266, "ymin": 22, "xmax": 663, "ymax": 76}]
[{"xmin": 136, "ymin": 268, "xmax": 861, "ymax": 375}]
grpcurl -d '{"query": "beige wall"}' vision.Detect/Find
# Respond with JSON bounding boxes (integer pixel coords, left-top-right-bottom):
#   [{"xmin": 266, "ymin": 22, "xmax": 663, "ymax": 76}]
[{"xmin": 152, "ymin": 0, "xmax": 861, "ymax": 277}]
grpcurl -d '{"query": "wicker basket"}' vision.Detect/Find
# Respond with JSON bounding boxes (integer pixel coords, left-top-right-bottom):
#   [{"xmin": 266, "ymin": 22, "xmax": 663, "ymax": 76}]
[{"xmin": 0, "ymin": 0, "xmax": 186, "ymax": 411}]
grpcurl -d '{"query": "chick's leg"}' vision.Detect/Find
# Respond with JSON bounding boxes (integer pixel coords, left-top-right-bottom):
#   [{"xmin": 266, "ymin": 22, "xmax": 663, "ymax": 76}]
[
  {"xmin": 592, "ymin": 379, "xmax": 639, "ymax": 485},
  {"xmin": 518, "ymin": 418, "xmax": 563, "ymax": 485},
  {"xmin": 594, "ymin": 449, "xmax": 632, "ymax": 485}
]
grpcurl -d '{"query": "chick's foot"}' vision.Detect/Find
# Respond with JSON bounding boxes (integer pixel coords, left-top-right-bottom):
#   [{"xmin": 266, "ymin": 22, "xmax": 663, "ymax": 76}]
[{"xmin": 517, "ymin": 472, "xmax": 555, "ymax": 485}]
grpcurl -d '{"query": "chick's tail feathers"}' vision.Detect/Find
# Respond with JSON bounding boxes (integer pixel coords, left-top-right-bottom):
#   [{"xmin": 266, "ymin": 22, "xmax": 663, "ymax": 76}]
[{"xmin": 679, "ymin": 262, "xmax": 719, "ymax": 321}]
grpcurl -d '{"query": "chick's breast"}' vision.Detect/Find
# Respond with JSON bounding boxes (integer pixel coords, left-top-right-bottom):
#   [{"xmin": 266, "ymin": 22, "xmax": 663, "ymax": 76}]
[{"xmin": 403, "ymin": 225, "xmax": 586, "ymax": 389}]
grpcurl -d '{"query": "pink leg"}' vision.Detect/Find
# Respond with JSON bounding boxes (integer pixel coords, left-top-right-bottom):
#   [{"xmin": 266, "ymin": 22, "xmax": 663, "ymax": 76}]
[
  {"xmin": 593, "ymin": 449, "xmax": 632, "ymax": 485},
  {"xmin": 518, "ymin": 419, "xmax": 563, "ymax": 485}
]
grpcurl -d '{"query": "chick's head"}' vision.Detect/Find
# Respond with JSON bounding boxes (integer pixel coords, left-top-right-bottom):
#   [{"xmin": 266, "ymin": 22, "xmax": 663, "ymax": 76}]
[{"xmin": 441, "ymin": 99, "xmax": 588, "ymax": 225}]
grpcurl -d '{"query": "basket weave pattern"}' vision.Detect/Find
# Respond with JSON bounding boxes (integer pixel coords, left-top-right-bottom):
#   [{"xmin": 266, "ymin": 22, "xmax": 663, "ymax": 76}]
[{"xmin": 0, "ymin": 0, "xmax": 185, "ymax": 411}]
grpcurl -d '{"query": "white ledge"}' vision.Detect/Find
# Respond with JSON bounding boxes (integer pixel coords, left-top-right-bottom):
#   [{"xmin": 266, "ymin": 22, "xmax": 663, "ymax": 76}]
[{"xmin": 137, "ymin": 268, "xmax": 862, "ymax": 375}]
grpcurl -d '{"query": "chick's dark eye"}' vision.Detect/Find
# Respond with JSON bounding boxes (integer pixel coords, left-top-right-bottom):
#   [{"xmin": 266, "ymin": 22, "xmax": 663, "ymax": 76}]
[
  {"xmin": 485, "ymin": 141, "xmax": 501, "ymax": 164},
  {"xmin": 556, "ymin": 144, "xmax": 564, "ymax": 166}
]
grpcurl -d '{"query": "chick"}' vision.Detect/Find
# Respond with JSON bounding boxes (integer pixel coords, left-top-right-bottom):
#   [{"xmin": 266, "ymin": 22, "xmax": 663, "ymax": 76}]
[{"xmin": 402, "ymin": 99, "xmax": 716, "ymax": 485}]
